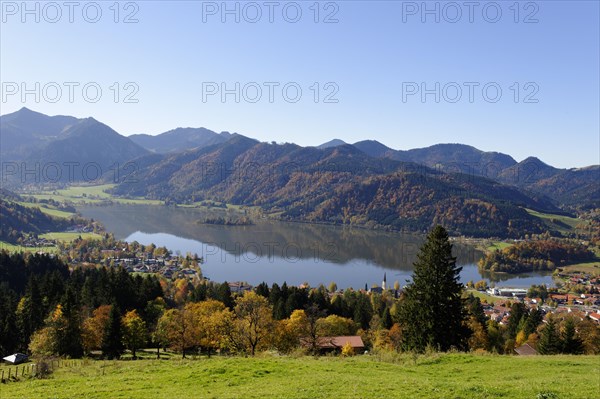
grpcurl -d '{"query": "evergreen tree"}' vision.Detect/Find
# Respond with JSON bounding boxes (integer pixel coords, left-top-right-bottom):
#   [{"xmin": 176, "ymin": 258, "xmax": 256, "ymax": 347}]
[
  {"xmin": 102, "ymin": 304, "xmax": 124, "ymax": 359},
  {"xmin": 523, "ymin": 308, "xmax": 543, "ymax": 337},
  {"xmin": 465, "ymin": 294, "xmax": 487, "ymax": 328},
  {"xmin": 16, "ymin": 276, "xmax": 45, "ymax": 351},
  {"xmin": 353, "ymin": 293, "xmax": 373, "ymax": 330},
  {"xmin": 273, "ymin": 299, "xmax": 286, "ymax": 320},
  {"xmin": 537, "ymin": 317, "xmax": 561, "ymax": 355},
  {"xmin": 0, "ymin": 285, "xmax": 18, "ymax": 355},
  {"xmin": 255, "ymin": 282, "xmax": 270, "ymax": 298},
  {"xmin": 216, "ymin": 282, "xmax": 233, "ymax": 309},
  {"xmin": 561, "ymin": 317, "xmax": 584, "ymax": 354},
  {"xmin": 506, "ymin": 302, "xmax": 526, "ymax": 339},
  {"xmin": 56, "ymin": 287, "xmax": 83, "ymax": 357},
  {"xmin": 398, "ymin": 226, "xmax": 470, "ymax": 352},
  {"xmin": 381, "ymin": 306, "xmax": 393, "ymax": 330}
]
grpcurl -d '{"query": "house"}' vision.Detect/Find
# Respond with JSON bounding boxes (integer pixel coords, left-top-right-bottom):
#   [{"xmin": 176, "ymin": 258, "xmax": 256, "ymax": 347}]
[
  {"xmin": 514, "ymin": 343, "xmax": 538, "ymax": 356},
  {"xmin": 589, "ymin": 312, "xmax": 600, "ymax": 323},
  {"xmin": 228, "ymin": 282, "xmax": 253, "ymax": 293}
]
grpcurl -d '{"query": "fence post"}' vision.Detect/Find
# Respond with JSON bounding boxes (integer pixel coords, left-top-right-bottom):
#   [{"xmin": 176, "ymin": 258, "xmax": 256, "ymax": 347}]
[{"xmin": 8, "ymin": 368, "xmax": 10, "ymax": 379}]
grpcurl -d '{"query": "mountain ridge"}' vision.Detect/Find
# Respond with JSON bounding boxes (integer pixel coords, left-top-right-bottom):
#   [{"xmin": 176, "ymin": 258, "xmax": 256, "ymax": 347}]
[{"xmin": 1, "ymin": 109, "xmax": 597, "ymax": 211}]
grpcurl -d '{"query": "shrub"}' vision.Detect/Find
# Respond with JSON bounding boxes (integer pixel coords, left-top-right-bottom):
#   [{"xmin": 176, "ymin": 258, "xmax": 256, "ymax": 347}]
[{"xmin": 341, "ymin": 342, "xmax": 355, "ymax": 357}]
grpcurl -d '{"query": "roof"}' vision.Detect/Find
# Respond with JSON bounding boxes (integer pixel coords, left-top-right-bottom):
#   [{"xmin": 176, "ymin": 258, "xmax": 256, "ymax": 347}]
[
  {"xmin": 514, "ymin": 343, "xmax": 538, "ymax": 356},
  {"xmin": 2, "ymin": 353, "xmax": 28, "ymax": 364},
  {"xmin": 310, "ymin": 336, "xmax": 365, "ymax": 349}
]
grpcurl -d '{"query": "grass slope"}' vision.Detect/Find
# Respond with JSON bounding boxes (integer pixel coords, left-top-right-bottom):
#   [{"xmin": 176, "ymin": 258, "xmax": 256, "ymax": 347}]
[
  {"xmin": 30, "ymin": 184, "xmax": 162, "ymax": 206},
  {"xmin": 39, "ymin": 232, "xmax": 102, "ymax": 242},
  {"xmin": 525, "ymin": 208, "xmax": 585, "ymax": 235},
  {"xmin": 0, "ymin": 242, "xmax": 57, "ymax": 253},
  {"xmin": 16, "ymin": 202, "xmax": 76, "ymax": 218},
  {"xmin": 2, "ymin": 354, "xmax": 598, "ymax": 399}
]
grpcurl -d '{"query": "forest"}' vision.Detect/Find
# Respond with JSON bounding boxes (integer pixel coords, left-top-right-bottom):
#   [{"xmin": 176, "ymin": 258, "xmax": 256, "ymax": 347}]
[
  {"xmin": 1, "ymin": 241, "xmax": 598, "ymax": 361},
  {"xmin": 478, "ymin": 239, "xmax": 596, "ymax": 273}
]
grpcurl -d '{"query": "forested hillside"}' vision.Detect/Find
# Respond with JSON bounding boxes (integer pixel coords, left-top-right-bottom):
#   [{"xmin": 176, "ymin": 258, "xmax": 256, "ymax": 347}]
[{"xmin": 112, "ymin": 138, "xmax": 557, "ymax": 237}]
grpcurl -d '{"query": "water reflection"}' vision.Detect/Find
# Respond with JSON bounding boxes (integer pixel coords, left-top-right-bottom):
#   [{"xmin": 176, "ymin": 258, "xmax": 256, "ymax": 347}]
[{"xmin": 79, "ymin": 205, "xmax": 554, "ymax": 289}]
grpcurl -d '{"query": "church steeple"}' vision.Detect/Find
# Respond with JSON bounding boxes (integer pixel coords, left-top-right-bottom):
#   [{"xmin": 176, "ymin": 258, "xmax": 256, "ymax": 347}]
[{"xmin": 382, "ymin": 273, "xmax": 387, "ymax": 291}]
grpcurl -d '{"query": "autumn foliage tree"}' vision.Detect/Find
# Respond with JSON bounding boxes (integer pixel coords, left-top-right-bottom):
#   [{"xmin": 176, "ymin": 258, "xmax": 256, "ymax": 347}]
[
  {"xmin": 82, "ymin": 305, "xmax": 112, "ymax": 354},
  {"xmin": 122, "ymin": 310, "xmax": 147, "ymax": 359},
  {"xmin": 156, "ymin": 308, "xmax": 194, "ymax": 358},
  {"xmin": 224, "ymin": 291, "xmax": 275, "ymax": 355}
]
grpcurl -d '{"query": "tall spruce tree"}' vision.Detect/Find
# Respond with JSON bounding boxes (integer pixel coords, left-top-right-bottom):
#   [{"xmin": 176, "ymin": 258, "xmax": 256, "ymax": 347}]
[
  {"xmin": 561, "ymin": 317, "xmax": 584, "ymax": 354},
  {"xmin": 57, "ymin": 286, "xmax": 83, "ymax": 358},
  {"xmin": 102, "ymin": 304, "xmax": 124, "ymax": 359},
  {"xmin": 537, "ymin": 317, "xmax": 561, "ymax": 355},
  {"xmin": 399, "ymin": 226, "xmax": 470, "ymax": 352}
]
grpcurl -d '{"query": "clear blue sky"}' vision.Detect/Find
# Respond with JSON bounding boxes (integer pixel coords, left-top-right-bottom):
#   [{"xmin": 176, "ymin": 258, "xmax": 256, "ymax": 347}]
[{"xmin": 1, "ymin": 1, "xmax": 598, "ymax": 168}]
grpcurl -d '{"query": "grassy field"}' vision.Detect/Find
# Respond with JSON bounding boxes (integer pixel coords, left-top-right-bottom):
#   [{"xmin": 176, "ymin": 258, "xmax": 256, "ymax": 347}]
[
  {"xmin": 485, "ymin": 241, "xmax": 513, "ymax": 252},
  {"xmin": 0, "ymin": 241, "xmax": 57, "ymax": 253},
  {"xmin": 559, "ymin": 262, "xmax": 600, "ymax": 276},
  {"xmin": 29, "ymin": 184, "xmax": 162, "ymax": 206},
  {"xmin": 1, "ymin": 354, "xmax": 598, "ymax": 399},
  {"xmin": 525, "ymin": 208, "xmax": 585, "ymax": 235},
  {"xmin": 16, "ymin": 202, "xmax": 76, "ymax": 219},
  {"xmin": 465, "ymin": 289, "xmax": 500, "ymax": 304},
  {"xmin": 39, "ymin": 232, "xmax": 103, "ymax": 242}
]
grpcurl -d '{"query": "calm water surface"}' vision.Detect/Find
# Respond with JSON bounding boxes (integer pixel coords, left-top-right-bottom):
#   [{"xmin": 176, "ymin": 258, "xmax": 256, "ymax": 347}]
[{"xmin": 79, "ymin": 205, "xmax": 554, "ymax": 289}]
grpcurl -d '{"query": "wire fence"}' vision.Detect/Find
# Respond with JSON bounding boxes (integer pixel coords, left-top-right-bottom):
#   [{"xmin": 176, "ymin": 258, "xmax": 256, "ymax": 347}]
[{"xmin": 1, "ymin": 359, "xmax": 83, "ymax": 383}]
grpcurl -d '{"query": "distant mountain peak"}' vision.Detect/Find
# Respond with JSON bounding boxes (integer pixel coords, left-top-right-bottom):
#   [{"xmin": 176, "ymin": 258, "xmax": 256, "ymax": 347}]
[
  {"xmin": 352, "ymin": 140, "xmax": 393, "ymax": 157},
  {"xmin": 318, "ymin": 139, "xmax": 347, "ymax": 149}
]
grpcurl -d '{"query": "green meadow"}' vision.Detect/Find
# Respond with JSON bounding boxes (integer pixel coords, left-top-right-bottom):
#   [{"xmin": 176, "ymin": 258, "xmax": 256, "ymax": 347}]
[
  {"xmin": 525, "ymin": 208, "xmax": 587, "ymax": 235},
  {"xmin": 29, "ymin": 184, "xmax": 162, "ymax": 206},
  {"xmin": 39, "ymin": 232, "xmax": 103, "ymax": 242},
  {"xmin": 0, "ymin": 242, "xmax": 58, "ymax": 254},
  {"xmin": 1, "ymin": 354, "xmax": 598, "ymax": 399}
]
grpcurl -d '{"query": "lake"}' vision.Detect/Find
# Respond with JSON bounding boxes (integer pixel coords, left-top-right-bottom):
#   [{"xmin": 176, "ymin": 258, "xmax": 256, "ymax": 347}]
[{"xmin": 79, "ymin": 205, "xmax": 554, "ymax": 289}]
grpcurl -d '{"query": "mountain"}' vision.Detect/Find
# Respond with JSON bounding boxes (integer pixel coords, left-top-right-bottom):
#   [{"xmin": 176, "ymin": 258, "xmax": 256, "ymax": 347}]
[
  {"xmin": 0, "ymin": 107, "xmax": 78, "ymax": 137},
  {"xmin": 0, "ymin": 109, "xmax": 149, "ymax": 185},
  {"xmin": 129, "ymin": 127, "xmax": 232, "ymax": 154},
  {"xmin": 112, "ymin": 138, "xmax": 559, "ymax": 238},
  {"xmin": 350, "ymin": 143, "xmax": 597, "ymax": 209},
  {"xmin": 0, "ymin": 107, "xmax": 79, "ymax": 160},
  {"xmin": 27, "ymin": 118, "xmax": 149, "ymax": 183},
  {"xmin": 1, "ymin": 108, "xmax": 596, "ymax": 213},
  {"xmin": 497, "ymin": 157, "xmax": 559, "ymax": 185},
  {"xmin": 353, "ymin": 140, "xmax": 395, "ymax": 158},
  {"xmin": 382, "ymin": 143, "xmax": 518, "ymax": 175},
  {"xmin": 317, "ymin": 139, "xmax": 347, "ymax": 149}
]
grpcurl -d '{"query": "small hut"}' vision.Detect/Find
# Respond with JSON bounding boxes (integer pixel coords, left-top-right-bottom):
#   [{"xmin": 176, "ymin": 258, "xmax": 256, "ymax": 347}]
[{"xmin": 3, "ymin": 353, "xmax": 29, "ymax": 364}]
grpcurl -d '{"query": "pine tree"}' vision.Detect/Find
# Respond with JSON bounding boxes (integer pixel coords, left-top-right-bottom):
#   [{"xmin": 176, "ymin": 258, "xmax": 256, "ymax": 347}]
[
  {"xmin": 102, "ymin": 304, "xmax": 124, "ymax": 359},
  {"xmin": 381, "ymin": 306, "xmax": 393, "ymax": 330},
  {"xmin": 16, "ymin": 276, "xmax": 45, "ymax": 351},
  {"xmin": 524, "ymin": 307, "xmax": 543, "ymax": 337},
  {"xmin": 398, "ymin": 226, "xmax": 469, "ymax": 352},
  {"xmin": 506, "ymin": 302, "xmax": 526, "ymax": 339},
  {"xmin": 56, "ymin": 287, "xmax": 83, "ymax": 358},
  {"xmin": 0, "ymin": 285, "xmax": 19, "ymax": 355},
  {"xmin": 217, "ymin": 282, "xmax": 233, "ymax": 309},
  {"xmin": 537, "ymin": 317, "xmax": 561, "ymax": 355},
  {"xmin": 561, "ymin": 317, "xmax": 583, "ymax": 354}
]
